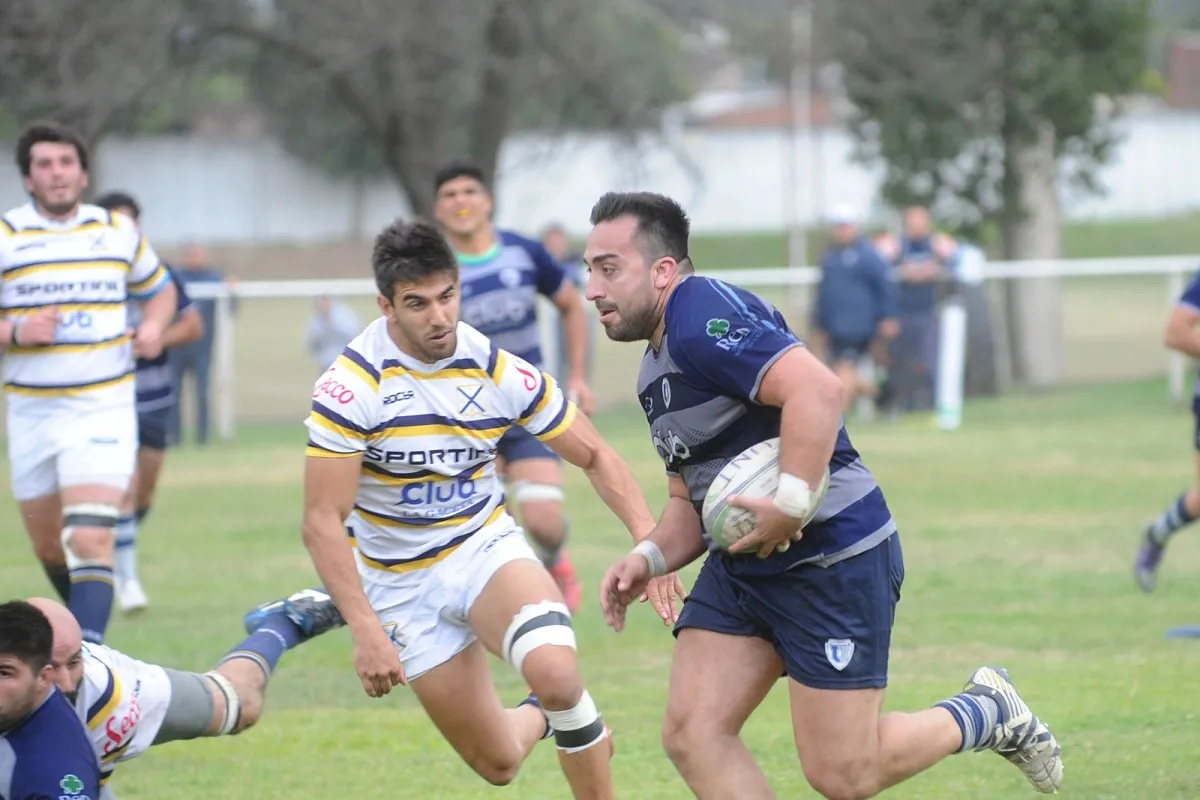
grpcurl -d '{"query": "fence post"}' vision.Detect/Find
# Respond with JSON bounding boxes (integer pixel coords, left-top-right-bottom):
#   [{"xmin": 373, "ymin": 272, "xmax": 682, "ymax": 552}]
[{"xmin": 214, "ymin": 292, "xmax": 237, "ymax": 441}]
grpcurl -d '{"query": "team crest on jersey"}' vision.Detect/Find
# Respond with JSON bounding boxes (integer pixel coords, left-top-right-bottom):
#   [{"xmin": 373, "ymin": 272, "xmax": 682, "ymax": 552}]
[
  {"xmin": 824, "ymin": 638, "xmax": 855, "ymax": 671},
  {"xmin": 661, "ymin": 377, "xmax": 672, "ymax": 409},
  {"xmin": 499, "ymin": 267, "xmax": 521, "ymax": 288},
  {"xmin": 59, "ymin": 772, "xmax": 88, "ymax": 798},
  {"xmin": 457, "ymin": 383, "xmax": 486, "ymax": 417}
]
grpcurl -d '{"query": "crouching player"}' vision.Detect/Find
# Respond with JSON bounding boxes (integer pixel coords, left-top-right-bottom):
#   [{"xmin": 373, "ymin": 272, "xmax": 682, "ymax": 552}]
[
  {"xmin": 27, "ymin": 596, "xmax": 307, "ymax": 796},
  {"xmin": 262, "ymin": 218, "xmax": 658, "ymax": 797}
]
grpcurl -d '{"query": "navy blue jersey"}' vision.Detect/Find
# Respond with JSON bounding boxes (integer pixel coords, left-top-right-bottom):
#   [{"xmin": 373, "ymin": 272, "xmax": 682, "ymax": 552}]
[
  {"xmin": 636, "ymin": 276, "xmax": 896, "ymax": 576},
  {"xmin": 1177, "ymin": 267, "xmax": 1200, "ymax": 413},
  {"xmin": 0, "ymin": 689, "xmax": 100, "ymax": 800},
  {"xmin": 457, "ymin": 231, "xmax": 567, "ymax": 369},
  {"xmin": 127, "ymin": 265, "xmax": 194, "ymax": 413}
]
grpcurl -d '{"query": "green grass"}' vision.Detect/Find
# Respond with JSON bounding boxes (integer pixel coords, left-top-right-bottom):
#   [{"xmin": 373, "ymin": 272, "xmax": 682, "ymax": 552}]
[
  {"xmin": 683, "ymin": 212, "xmax": 1200, "ymax": 268},
  {"xmin": 4, "ymin": 379, "xmax": 1200, "ymax": 798}
]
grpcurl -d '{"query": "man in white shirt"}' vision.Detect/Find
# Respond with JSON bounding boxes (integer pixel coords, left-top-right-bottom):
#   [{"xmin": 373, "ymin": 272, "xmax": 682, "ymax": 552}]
[{"xmin": 0, "ymin": 122, "xmax": 177, "ymax": 644}]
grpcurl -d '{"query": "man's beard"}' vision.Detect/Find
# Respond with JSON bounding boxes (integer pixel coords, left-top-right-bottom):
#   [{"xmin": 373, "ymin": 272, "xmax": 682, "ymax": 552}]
[{"xmin": 603, "ymin": 302, "xmax": 657, "ymax": 343}]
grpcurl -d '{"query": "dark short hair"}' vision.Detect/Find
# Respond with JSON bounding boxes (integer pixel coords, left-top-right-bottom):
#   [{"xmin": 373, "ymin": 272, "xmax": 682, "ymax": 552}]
[
  {"xmin": 589, "ymin": 192, "xmax": 690, "ymax": 264},
  {"xmin": 372, "ymin": 218, "xmax": 458, "ymax": 300},
  {"xmin": 94, "ymin": 191, "xmax": 141, "ymax": 221},
  {"xmin": 16, "ymin": 122, "xmax": 89, "ymax": 177},
  {"xmin": 433, "ymin": 160, "xmax": 487, "ymax": 195},
  {"xmin": 0, "ymin": 601, "xmax": 52, "ymax": 673}
]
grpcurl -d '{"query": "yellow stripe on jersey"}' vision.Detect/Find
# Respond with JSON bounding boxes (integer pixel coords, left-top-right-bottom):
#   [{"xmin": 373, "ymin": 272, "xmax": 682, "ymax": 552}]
[
  {"xmin": 517, "ymin": 371, "xmax": 559, "ymax": 425},
  {"xmin": 375, "ymin": 420, "xmax": 508, "ymax": 441},
  {"xmin": 101, "ymin": 737, "xmax": 134, "ymax": 764},
  {"xmin": 4, "ymin": 372, "xmax": 133, "ymax": 397},
  {"xmin": 4, "ymin": 302, "xmax": 121, "ymax": 317},
  {"xmin": 363, "ymin": 463, "xmax": 486, "ymax": 486},
  {"xmin": 489, "ymin": 350, "xmax": 508, "ymax": 383},
  {"xmin": 128, "ymin": 262, "xmax": 167, "ymax": 294},
  {"xmin": 356, "ymin": 502, "xmax": 490, "ymax": 530},
  {"xmin": 87, "ymin": 667, "xmax": 123, "ymax": 730},
  {"xmin": 10, "ymin": 220, "xmax": 111, "ymax": 238},
  {"xmin": 380, "ymin": 364, "xmax": 493, "ymax": 382},
  {"xmin": 535, "ymin": 402, "xmax": 577, "ymax": 443},
  {"xmin": 7, "ymin": 333, "xmax": 129, "ymax": 356},
  {"xmin": 306, "ymin": 444, "xmax": 361, "ymax": 459},
  {"xmin": 133, "ymin": 234, "xmax": 148, "ymax": 265},
  {"xmin": 352, "ymin": 504, "xmax": 507, "ymax": 573},
  {"xmin": 2, "ymin": 258, "xmax": 131, "ymax": 281},
  {"xmin": 333, "ymin": 352, "xmax": 380, "ymax": 391},
  {"xmin": 309, "ymin": 404, "xmax": 370, "ymax": 443}
]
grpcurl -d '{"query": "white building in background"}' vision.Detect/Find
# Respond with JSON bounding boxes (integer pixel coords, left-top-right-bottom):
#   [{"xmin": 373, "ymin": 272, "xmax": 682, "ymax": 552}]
[{"xmin": 0, "ymin": 106, "xmax": 1195, "ymax": 246}]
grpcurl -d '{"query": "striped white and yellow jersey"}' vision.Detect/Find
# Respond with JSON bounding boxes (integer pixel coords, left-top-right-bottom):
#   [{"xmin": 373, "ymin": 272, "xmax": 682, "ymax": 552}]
[
  {"xmin": 0, "ymin": 202, "xmax": 168, "ymax": 412},
  {"xmin": 305, "ymin": 318, "xmax": 577, "ymax": 574},
  {"xmin": 72, "ymin": 642, "xmax": 171, "ymax": 789}
]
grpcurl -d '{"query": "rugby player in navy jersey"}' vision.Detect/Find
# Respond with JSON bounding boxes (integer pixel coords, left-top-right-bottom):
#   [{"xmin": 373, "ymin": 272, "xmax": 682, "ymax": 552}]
[
  {"xmin": 0, "ymin": 601, "xmax": 100, "ymax": 800},
  {"xmin": 588, "ymin": 192, "xmax": 1063, "ymax": 799},
  {"xmin": 429, "ymin": 161, "xmax": 595, "ymax": 611},
  {"xmin": 1135, "ymin": 266, "xmax": 1200, "ymax": 595}
]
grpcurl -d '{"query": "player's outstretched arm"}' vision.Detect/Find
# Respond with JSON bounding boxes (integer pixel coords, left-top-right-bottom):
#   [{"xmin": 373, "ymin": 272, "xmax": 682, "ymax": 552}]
[
  {"xmin": 544, "ymin": 410, "xmax": 656, "ymax": 541},
  {"xmin": 1163, "ymin": 304, "xmax": 1200, "ymax": 358},
  {"xmin": 302, "ymin": 454, "xmax": 405, "ymax": 697}
]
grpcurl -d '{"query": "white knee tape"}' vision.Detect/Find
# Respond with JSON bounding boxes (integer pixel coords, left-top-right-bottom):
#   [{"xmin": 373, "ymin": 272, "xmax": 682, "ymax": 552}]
[
  {"xmin": 510, "ymin": 481, "xmax": 565, "ymax": 505},
  {"xmin": 204, "ymin": 671, "xmax": 242, "ymax": 736},
  {"xmin": 61, "ymin": 503, "xmax": 120, "ymax": 568},
  {"xmin": 501, "ymin": 600, "xmax": 575, "ymax": 675},
  {"xmin": 545, "ymin": 690, "xmax": 608, "ymax": 753}
]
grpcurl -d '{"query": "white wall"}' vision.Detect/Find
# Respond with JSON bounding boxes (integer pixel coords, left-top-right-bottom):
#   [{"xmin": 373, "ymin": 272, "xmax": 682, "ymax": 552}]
[{"xmin": 0, "ymin": 110, "xmax": 1196, "ymax": 245}]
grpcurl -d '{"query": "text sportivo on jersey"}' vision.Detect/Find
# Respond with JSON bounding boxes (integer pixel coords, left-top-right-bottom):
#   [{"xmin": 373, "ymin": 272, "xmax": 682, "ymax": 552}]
[{"xmin": 304, "ymin": 317, "xmax": 576, "ymax": 571}]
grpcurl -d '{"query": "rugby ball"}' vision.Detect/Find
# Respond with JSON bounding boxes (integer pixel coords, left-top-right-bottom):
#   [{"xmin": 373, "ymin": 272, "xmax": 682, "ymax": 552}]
[{"xmin": 701, "ymin": 438, "xmax": 830, "ymax": 550}]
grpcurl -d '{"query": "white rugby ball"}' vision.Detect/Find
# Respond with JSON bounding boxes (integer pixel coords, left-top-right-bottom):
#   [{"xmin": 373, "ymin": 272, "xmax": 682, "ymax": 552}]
[{"xmin": 701, "ymin": 438, "xmax": 830, "ymax": 550}]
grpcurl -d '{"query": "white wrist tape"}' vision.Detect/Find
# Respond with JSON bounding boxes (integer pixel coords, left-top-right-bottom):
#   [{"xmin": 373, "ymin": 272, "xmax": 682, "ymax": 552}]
[
  {"xmin": 773, "ymin": 473, "xmax": 812, "ymax": 520},
  {"xmin": 633, "ymin": 540, "xmax": 668, "ymax": 577}
]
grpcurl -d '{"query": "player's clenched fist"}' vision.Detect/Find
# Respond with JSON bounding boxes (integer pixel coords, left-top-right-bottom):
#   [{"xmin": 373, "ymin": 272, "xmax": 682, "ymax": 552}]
[
  {"xmin": 599, "ymin": 553, "xmax": 652, "ymax": 632},
  {"xmin": 13, "ymin": 307, "xmax": 59, "ymax": 346},
  {"xmin": 352, "ymin": 625, "xmax": 406, "ymax": 698}
]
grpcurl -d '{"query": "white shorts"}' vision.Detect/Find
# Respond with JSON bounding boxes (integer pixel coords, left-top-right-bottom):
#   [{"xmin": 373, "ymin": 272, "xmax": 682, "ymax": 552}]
[
  {"xmin": 6, "ymin": 403, "xmax": 136, "ymax": 501},
  {"xmin": 357, "ymin": 520, "xmax": 543, "ymax": 681}
]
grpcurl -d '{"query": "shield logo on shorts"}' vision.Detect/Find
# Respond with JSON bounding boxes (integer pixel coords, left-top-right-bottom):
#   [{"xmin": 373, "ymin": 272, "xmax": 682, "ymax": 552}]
[{"xmin": 824, "ymin": 638, "xmax": 855, "ymax": 671}]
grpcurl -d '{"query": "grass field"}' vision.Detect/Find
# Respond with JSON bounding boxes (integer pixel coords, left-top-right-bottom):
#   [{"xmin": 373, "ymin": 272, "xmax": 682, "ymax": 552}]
[{"xmin": 3, "ymin": 378, "xmax": 1200, "ymax": 798}]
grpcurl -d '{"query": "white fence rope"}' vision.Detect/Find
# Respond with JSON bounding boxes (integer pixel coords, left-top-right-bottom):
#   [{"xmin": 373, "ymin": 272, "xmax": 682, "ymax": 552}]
[{"xmin": 185, "ymin": 255, "xmax": 1199, "ymax": 440}]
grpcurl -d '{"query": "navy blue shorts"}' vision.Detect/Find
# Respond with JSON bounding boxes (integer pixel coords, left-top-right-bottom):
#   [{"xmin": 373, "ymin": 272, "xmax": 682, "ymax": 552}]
[
  {"xmin": 828, "ymin": 338, "xmax": 871, "ymax": 364},
  {"xmin": 137, "ymin": 407, "xmax": 171, "ymax": 451},
  {"xmin": 674, "ymin": 533, "xmax": 905, "ymax": 690},
  {"xmin": 497, "ymin": 426, "xmax": 559, "ymax": 463}
]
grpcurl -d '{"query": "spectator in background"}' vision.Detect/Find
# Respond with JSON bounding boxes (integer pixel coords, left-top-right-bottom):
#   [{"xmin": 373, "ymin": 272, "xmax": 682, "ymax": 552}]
[
  {"xmin": 170, "ymin": 244, "xmax": 232, "ymax": 446},
  {"xmin": 540, "ymin": 222, "xmax": 594, "ymax": 387},
  {"xmin": 886, "ymin": 205, "xmax": 958, "ymax": 412},
  {"xmin": 811, "ymin": 204, "xmax": 899, "ymax": 414},
  {"xmin": 304, "ymin": 294, "xmax": 361, "ymax": 374}
]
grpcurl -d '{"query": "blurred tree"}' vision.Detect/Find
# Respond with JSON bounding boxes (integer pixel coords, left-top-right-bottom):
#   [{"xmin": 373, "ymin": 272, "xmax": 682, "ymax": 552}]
[
  {"xmin": 190, "ymin": 0, "xmax": 692, "ymax": 214},
  {"xmin": 835, "ymin": 0, "xmax": 1151, "ymax": 388},
  {"xmin": 835, "ymin": 0, "xmax": 1150, "ymax": 250},
  {"xmin": 0, "ymin": 0, "xmax": 195, "ymax": 144}
]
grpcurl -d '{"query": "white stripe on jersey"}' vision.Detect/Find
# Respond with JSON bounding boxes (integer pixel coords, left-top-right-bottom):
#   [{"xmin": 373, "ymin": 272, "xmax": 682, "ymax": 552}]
[
  {"xmin": 305, "ymin": 318, "xmax": 577, "ymax": 572},
  {"xmin": 0, "ymin": 203, "xmax": 168, "ymax": 408}
]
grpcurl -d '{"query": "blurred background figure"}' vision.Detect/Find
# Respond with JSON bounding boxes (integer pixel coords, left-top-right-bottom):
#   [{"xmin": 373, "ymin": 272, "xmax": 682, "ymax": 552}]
[
  {"xmin": 170, "ymin": 244, "xmax": 233, "ymax": 447},
  {"xmin": 304, "ymin": 295, "xmax": 361, "ymax": 375},
  {"xmin": 887, "ymin": 206, "xmax": 958, "ymax": 413},
  {"xmin": 811, "ymin": 204, "xmax": 899, "ymax": 417},
  {"xmin": 540, "ymin": 222, "xmax": 594, "ymax": 387}
]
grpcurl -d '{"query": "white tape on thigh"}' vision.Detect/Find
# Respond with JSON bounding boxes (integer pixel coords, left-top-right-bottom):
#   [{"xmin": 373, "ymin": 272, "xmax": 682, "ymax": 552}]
[
  {"xmin": 204, "ymin": 671, "xmax": 242, "ymax": 736},
  {"xmin": 501, "ymin": 600, "xmax": 575, "ymax": 675},
  {"xmin": 61, "ymin": 503, "xmax": 120, "ymax": 568},
  {"xmin": 510, "ymin": 481, "xmax": 565, "ymax": 505}
]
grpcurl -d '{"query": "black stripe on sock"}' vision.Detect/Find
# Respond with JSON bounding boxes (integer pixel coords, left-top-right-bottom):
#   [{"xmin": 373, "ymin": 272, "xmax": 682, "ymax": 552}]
[{"xmin": 554, "ymin": 717, "xmax": 606, "ymax": 750}]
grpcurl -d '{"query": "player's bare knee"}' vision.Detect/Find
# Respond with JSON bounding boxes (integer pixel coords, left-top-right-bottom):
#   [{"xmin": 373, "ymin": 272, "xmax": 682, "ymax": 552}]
[
  {"xmin": 802, "ymin": 756, "xmax": 879, "ymax": 800},
  {"xmin": 62, "ymin": 503, "xmax": 119, "ymax": 563},
  {"xmin": 501, "ymin": 600, "xmax": 608, "ymax": 754},
  {"xmin": 468, "ymin": 743, "xmax": 524, "ymax": 786}
]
